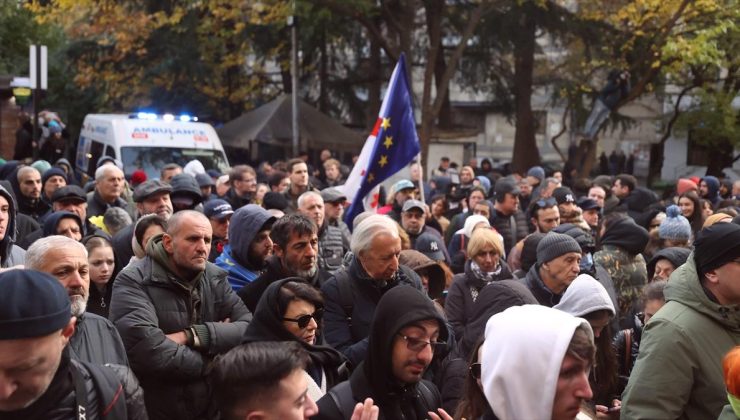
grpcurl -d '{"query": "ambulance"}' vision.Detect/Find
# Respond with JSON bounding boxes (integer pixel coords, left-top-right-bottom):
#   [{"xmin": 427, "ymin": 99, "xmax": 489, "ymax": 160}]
[{"xmin": 75, "ymin": 113, "xmax": 230, "ymax": 182}]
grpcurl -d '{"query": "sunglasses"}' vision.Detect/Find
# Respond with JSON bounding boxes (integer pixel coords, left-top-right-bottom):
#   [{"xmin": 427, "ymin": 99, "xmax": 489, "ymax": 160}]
[
  {"xmin": 283, "ymin": 308, "xmax": 324, "ymax": 329},
  {"xmin": 535, "ymin": 198, "xmax": 557, "ymax": 208},
  {"xmin": 469, "ymin": 363, "xmax": 482, "ymax": 379},
  {"xmin": 397, "ymin": 334, "xmax": 447, "ymax": 353}
]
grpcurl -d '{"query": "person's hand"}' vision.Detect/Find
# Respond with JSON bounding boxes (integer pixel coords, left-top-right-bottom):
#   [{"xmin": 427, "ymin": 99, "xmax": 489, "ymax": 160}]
[
  {"xmin": 595, "ymin": 399, "xmax": 621, "ymax": 419},
  {"xmin": 428, "ymin": 408, "xmax": 455, "ymax": 420},
  {"xmin": 350, "ymin": 398, "xmax": 379, "ymax": 420},
  {"xmin": 165, "ymin": 331, "xmax": 188, "ymax": 345}
]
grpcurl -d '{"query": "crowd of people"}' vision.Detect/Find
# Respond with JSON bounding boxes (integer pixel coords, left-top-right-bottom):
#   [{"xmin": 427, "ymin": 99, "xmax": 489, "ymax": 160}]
[{"xmin": 1, "ymin": 149, "xmax": 740, "ymax": 420}]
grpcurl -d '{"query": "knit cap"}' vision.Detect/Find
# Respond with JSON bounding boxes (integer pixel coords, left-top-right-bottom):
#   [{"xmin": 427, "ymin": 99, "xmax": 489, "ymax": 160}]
[
  {"xmin": 527, "ymin": 166, "xmax": 545, "ymax": 182},
  {"xmin": 0, "ymin": 270, "xmax": 71, "ymax": 340},
  {"xmin": 659, "ymin": 205, "xmax": 692, "ymax": 241},
  {"xmin": 536, "ymin": 232, "xmax": 582, "ymax": 265},
  {"xmin": 676, "ymin": 178, "xmax": 697, "ymax": 195},
  {"xmin": 694, "ymin": 223, "xmax": 740, "ymax": 276},
  {"xmin": 42, "ymin": 167, "xmax": 67, "ymax": 185}
]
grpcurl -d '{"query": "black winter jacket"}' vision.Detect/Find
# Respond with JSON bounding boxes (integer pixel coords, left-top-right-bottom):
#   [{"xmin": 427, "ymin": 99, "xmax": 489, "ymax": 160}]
[
  {"xmin": 110, "ymin": 240, "xmax": 251, "ymax": 420},
  {"xmin": 490, "ymin": 209, "xmax": 529, "ymax": 255},
  {"xmin": 70, "ymin": 312, "xmax": 129, "ymax": 366},
  {"xmin": 321, "ymin": 256, "xmax": 423, "ymax": 367},
  {"xmin": 87, "ymin": 189, "xmax": 130, "ymax": 219},
  {"xmin": 519, "ymin": 264, "xmax": 564, "ymax": 307},
  {"xmin": 3, "ymin": 350, "xmax": 148, "ymax": 420}
]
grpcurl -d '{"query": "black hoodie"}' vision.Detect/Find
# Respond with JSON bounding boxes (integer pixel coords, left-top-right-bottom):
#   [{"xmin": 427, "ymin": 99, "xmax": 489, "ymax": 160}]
[
  {"xmin": 0, "ymin": 184, "xmax": 26, "ymax": 267},
  {"xmin": 599, "ymin": 217, "xmax": 649, "ymax": 256},
  {"xmin": 243, "ymin": 278, "xmax": 346, "ymax": 389},
  {"xmin": 42, "ymin": 211, "xmax": 83, "ymax": 238},
  {"xmin": 316, "ymin": 285, "xmax": 448, "ymax": 420}
]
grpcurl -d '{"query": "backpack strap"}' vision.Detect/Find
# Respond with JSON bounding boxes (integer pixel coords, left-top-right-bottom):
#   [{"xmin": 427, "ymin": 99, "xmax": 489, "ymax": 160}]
[
  {"xmin": 327, "ymin": 381, "xmax": 358, "ymax": 419},
  {"xmin": 336, "ymin": 270, "xmax": 354, "ymax": 329},
  {"xmin": 72, "ymin": 360, "xmax": 128, "ymax": 418},
  {"xmin": 624, "ymin": 329, "xmax": 633, "ymax": 373}
]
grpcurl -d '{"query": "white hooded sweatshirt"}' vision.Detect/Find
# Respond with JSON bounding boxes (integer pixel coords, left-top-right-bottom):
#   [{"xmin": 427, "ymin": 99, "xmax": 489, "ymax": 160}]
[
  {"xmin": 554, "ymin": 274, "xmax": 616, "ymax": 318},
  {"xmin": 482, "ymin": 304, "xmax": 594, "ymax": 420}
]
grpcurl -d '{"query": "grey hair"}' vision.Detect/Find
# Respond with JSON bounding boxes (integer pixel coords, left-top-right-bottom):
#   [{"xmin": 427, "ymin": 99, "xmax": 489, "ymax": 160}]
[
  {"xmin": 95, "ymin": 164, "xmax": 122, "ymax": 181},
  {"xmin": 26, "ymin": 235, "xmax": 87, "ymax": 270},
  {"xmin": 297, "ymin": 191, "xmax": 322, "ymax": 209},
  {"xmin": 16, "ymin": 166, "xmax": 40, "ymax": 181},
  {"xmin": 103, "ymin": 207, "xmax": 133, "ymax": 236},
  {"xmin": 351, "ymin": 211, "xmax": 376, "ymax": 230},
  {"xmin": 350, "ymin": 214, "xmax": 399, "ymax": 255},
  {"xmin": 544, "ymin": 177, "xmax": 560, "ymax": 188}
]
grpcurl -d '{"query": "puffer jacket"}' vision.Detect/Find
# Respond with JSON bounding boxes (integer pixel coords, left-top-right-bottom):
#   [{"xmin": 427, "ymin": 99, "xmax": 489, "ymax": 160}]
[
  {"xmin": 5, "ymin": 350, "xmax": 148, "ymax": 420},
  {"xmin": 445, "ymin": 259, "xmax": 513, "ymax": 338},
  {"xmin": 621, "ymin": 255, "xmax": 740, "ymax": 420},
  {"xmin": 322, "ymin": 256, "xmax": 423, "ymax": 367},
  {"xmin": 70, "ymin": 312, "xmax": 129, "ymax": 366},
  {"xmin": 490, "ymin": 209, "xmax": 529, "ymax": 255},
  {"xmin": 0, "ymin": 184, "xmax": 26, "ymax": 267},
  {"xmin": 109, "ymin": 235, "xmax": 251, "ymax": 420},
  {"xmin": 319, "ymin": 222, "xmax": 346, "ymax": 274}
]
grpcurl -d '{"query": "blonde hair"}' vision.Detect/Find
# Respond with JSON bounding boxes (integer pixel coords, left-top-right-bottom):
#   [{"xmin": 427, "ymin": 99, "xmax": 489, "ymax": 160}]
[{"xmin": 467, "ymin": 227, "xmax": 504, "ymax": 259}]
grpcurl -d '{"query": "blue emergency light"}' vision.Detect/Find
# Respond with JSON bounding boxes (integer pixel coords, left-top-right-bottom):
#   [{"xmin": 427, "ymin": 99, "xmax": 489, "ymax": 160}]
[{"xmin": 129, "ymin": 112, "xmax": 198, "ymax": 122}]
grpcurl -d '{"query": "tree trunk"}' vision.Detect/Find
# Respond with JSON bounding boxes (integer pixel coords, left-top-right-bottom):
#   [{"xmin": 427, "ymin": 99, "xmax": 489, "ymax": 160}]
[
  {"xmin": 318, "ymin": 29, "xmax": 328, "ymax": 113},
  {"xmin": 511, "ymin": 10, "xmax": 539, "ymax": 174}
]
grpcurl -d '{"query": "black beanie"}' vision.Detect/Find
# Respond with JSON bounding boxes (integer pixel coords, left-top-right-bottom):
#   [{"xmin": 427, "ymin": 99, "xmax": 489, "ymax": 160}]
[
  {"xmin": 694, "ymin": 223, "xmax": 740, "ymax": 276},
  {"xmin": 521, "ymin": 233, "xmax": 546, "ymax": 272},
  {"xmin": 0, "ymin": 270, "xmax": 71, "ymax": 340},
  {"xmin": 536, "ymin": 232, "xmax": 583, "ymax": 265}
]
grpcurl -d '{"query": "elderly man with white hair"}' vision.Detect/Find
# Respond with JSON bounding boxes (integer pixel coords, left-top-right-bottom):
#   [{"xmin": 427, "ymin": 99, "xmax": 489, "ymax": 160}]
[
  {"xmin": 321, "ymin": 214, "xmax": 424, "ymax": 366},
  {"xmin": 25, "ymin": 235, "xmax": 128, "ymax": 366},
  {"xmin": 87, "ymin": 164, "xmax": 130, "ymax": 218}
]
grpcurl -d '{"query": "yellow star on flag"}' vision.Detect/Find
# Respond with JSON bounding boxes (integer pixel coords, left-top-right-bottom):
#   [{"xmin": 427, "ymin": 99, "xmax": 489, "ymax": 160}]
[
  {"xmin": 368, "ymin": 173, "xmax": 375, "ymax": 183},
  {"xmin": 378, "ymin": 155, "xmax": 388, "ymax": 168},
  {"xmin": 384, "ymin": 136, "xmax": 393, "ymax": 149},
  {"xmin": 381, "ymin": 118, "xmax": 391, "ymax": 130}
]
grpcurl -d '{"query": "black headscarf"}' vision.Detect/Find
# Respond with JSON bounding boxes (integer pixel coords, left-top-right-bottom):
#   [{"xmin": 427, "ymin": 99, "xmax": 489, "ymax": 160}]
[{"xmin": 243, "ymin": 278, "xmax": 345, "ymax": 387}]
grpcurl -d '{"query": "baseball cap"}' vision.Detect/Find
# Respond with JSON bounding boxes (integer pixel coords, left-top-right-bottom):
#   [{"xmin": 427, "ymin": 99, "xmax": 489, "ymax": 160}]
[
  {"xmin": 393, "ymin": 179, "xmax": 415, "ymax": 192},
  {"xmin": 415, "ymin": 233, "xmax": 445, "ymax": 261},
  {"xmin": 51, "ymin": 185, "xmax": 87, "ymax": 204},
  {"xmin": 195, "ymin": 173, "xmax": 216, "ymax": 187},
  {"xmin": 494, "ymin": 179, "xmax": 520, "ymax": 199},
  {"xmin": 577, "ymin": 197, "xmax": 600, "ymax": 211},
  {"xmin": 133, "ymin": 180, "xmax": 173, "ymax": 203},
  {"xmin": 402, "ymin": 199, "xmax": 425, "ymax": 213},
  {"xmin": 321, "ymin": 187, "xmax": 347, "ymax": 203},
  {"xmin": 203, "ymin": 199, "xmax": 234, "ymax": 220}
]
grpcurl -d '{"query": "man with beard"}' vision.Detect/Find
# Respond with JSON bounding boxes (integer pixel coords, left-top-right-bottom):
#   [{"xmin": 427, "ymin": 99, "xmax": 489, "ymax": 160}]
[
  {"xmin": 204, "ymin": 198, "xmax": 233, "ymax": 262},
  {"xmin": 315, "ymin": 285, "xmax": 448, "ymax": 419},
  {"xmin": 112, "ymin": 179, "xmax": 173, "ymax": 268},
  {"xmin": 507, "ymin": 197, "xmax": 561, "ymax": 272},
  {"xmin": 224, "ymin": 165, "xmax": 257, "ymax": 210},
  {"xmin": 553, "ymin": 187, "xmax": 590, "ymax": 231},
  {"xmin": 110, "ymin": 210, "xmax": 251, "ymax": 420},
  {"xmin": 298, "ymin": 191, "xmax": 346, "ymax": 274},
  {"xmin": 237, "ymin": 213, "xmax": 330, "ymax": 312},
  {"xmin": 321, "ymin": 215, "xmax": 423, "ymax": 366},
  {"xmin": 216, "ymin": 204, "xmax": 275, "ymax": 291},
  {"xmin": 15, "ymin": 166, "xmax": 50, "ymax": 221},
  {"xmin": 25, "ymin": 235, "xmax": 128, "ymax": 366},
  {"xmin": 0, "ymin": 269, "xmax": 148, "ymax": 419}
]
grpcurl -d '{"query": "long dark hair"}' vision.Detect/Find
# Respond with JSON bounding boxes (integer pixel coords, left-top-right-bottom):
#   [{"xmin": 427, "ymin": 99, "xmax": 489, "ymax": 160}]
[
  {"xmin": 583, "ymin": 309, "xmax": 619, "ymax": 405},
  {"xmin": 454, "ymin": 338, "xmax": 489, "ymax": 420},
  {"xmin": 277, "ymin": 280, "xmax": 324, "ymax": 321},
  {"xmin": 678, "ymin": 191, "xmax": 704, "ymax": 234}
]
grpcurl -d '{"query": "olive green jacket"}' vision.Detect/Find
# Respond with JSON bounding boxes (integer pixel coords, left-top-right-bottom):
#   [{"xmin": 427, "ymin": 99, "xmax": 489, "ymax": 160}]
[{"xmin": 621, "ymin": 255, "xmax": 740, "ymax": 420}]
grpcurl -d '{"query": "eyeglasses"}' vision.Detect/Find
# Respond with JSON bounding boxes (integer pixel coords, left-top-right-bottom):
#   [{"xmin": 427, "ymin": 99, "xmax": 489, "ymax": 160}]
[
  {"xmin": 469, "ymin": 363, "xmax": 482, "ymax": 379},
  {"xmin": 535, "ymin": 198, "xmax": 557, "ymax": 208},
  {"xmin": 397, "ymin": 334, "xmax": 447, "ymax": 353},
  {"xmin": 283, "ymin": 308, "xmax": 324, "ymax": 329}
]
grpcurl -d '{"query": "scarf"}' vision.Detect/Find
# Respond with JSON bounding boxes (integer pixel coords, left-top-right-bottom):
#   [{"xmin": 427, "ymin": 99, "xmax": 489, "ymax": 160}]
[{"xmin": 470, "ymin": 260, "xmax": 503, "ymax": 302}]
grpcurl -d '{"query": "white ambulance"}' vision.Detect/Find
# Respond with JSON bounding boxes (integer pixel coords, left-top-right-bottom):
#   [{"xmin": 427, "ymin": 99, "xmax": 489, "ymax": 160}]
[{"xmin": 75, "ymin": 113, "xmax": 230, "ymax": 181}]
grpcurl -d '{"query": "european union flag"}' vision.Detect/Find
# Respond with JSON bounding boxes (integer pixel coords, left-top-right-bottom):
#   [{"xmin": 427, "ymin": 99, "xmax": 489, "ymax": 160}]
[{"xmin": 343, "ymin": 54, "xmax": 420, "ymax": 227}]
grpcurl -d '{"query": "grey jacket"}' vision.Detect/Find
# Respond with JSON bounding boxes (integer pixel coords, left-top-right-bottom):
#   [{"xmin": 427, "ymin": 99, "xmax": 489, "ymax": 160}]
[
  {"xmin": 110, "ymin": 255, "xmax": 251, "ymax": 420},
  {"xmin": 319, "ymin": 223, "xmax": 347, "ymax": 274}
]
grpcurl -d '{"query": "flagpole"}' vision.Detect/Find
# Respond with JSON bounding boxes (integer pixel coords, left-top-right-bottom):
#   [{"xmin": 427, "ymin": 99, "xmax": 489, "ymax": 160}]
[{"xmin": 416, "ymin": 153, "xmax": 425, "ymax": 203}]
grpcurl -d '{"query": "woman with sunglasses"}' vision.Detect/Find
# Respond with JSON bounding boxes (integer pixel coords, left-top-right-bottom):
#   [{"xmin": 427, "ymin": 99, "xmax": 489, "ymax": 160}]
[{"xmin": 244, "ymin": 278, "xmax": 346, "ymax": 401}]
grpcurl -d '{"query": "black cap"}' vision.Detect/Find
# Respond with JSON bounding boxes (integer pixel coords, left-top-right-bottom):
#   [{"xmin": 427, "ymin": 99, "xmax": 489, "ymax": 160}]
[
  {"xmin": 552, "ymin": 187, "xmax": 576, "ymax": 205},
  {"xmin": 263, "ymin": 192, "xmax": 289, "ymax": 211},
  {"xmin": 415, "ymin": 232, "xmax": 445, "ymax": 261},
  {"xmin": 195, "ymin": 173, "xmax": 215, "ymax": 187},
  {"xmin": 577, "ymin": 197, "xmax": 600, "ymax": 211},
  {"xmin": 494, "ymin": 179, "xmax": 520, "ymax": 199},
  {"xmin": 51, "ymin": 185, "xmax": 87, "ymax": 204},
  {"xmin": 0, "ymin": 270, "xmax": 71, "ymax": 340},
  {"xmin": 133, "ymin": 180, "xmax": 173, "ymax": 203}
]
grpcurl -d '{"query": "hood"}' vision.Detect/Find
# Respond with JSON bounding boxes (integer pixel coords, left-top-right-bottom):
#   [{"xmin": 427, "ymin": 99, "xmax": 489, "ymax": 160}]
[
  {"xmin": 229, "ymin": 204, "xmax": 276, "ymax": 269},
  {"xmin": 665, "ymin": 254, "xmax": 740, "ymax": 331},
  {"xmin": 600, "ymin": 217, "xmax": 649, "ymax": 256},
  {"xmin": 242, "ymin": 278, "xmax": 344, "ymax": 369},
  {"xmin": 646, "ymin": 247, "xmax": 691, "ymax": 280},
  {"xmin": 703, "ymin": 176, "xmax": 720, "ymax": 199},
  {"xmin": 482, "ymin": 305, "xmax": 593, "ymax": 420},
  {"xmin": 169, "ymin": 174, "xmax": 203, "ymax": 204},
  {"xmin": 625, "ymin": 187, "xmax": 659, "ymax": 214},
  {"xmin": 464, "ymin": 214, "xmax": 490, "ymax": 238},
  {"xmin": 183, "ymin": 160, "xmax": 206, "ymax": 177},
  {"xmin": 364, "ymin": 285, "xmax": 449, "ymax": 392},
  {"xmin": 0, "ymin": 184, "xmax": 18, "ymax": 263},
  {"xmin": 398, "ymin": 249, "xmax": 445, "ymax": 299},
  {"xmin": 54, "ymin": 158, "xmax": 72, "ymax": 172},
  {"xmin": 460, "ymin": 280, "xmax": 537, "ymax": 358},
  {"xmin": 42, "ymin": 211, "xmax": 83, "ymax": 237},
  {"xmin": 554, "ymin": 274, "xmax": 615, "ymax": 318},
  {"xmin": 0, "ymin": 161, "xmax": 21, "ymax": 181}
]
